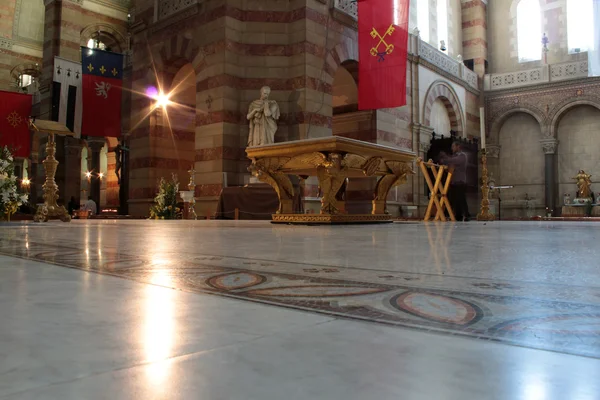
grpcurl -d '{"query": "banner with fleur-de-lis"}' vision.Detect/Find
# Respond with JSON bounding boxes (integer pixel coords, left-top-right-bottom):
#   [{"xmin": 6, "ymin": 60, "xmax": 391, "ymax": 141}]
[{"xmin": 81, "ymin": 47, "xmax": 123, "ymax": 138}]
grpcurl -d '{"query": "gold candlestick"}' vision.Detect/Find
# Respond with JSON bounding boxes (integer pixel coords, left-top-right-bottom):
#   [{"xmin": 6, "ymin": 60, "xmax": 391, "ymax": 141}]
[
  {"xmin": 477, "ymin": 149, "xmax": 495, "ymax": 221},
  {"xmin": 187, "ymin": 168, "xmax": 197, "ymax": 220},
  {"xmin": 34, "ymin": 133, "xmax": 71, "ymax": 222}
]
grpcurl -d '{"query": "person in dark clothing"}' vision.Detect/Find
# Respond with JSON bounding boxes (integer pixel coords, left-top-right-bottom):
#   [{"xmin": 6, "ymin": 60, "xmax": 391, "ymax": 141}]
[
  {"xmin": 440, "ymin": 141, "xmax": 470, "ymax": 221},
  {"xmin": 67, "ymin": 196, "xmax": 79, "ymax": 216}
]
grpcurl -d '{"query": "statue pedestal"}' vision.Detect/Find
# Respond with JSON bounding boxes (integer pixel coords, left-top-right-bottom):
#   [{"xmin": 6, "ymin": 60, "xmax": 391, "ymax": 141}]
[
  {"xmin": 562, "ymin": 204, "xmax": 600, "ymax": 217},
  {"xmin": 246, "ymin": 136, "xmax": 415, "ymax": 224}
]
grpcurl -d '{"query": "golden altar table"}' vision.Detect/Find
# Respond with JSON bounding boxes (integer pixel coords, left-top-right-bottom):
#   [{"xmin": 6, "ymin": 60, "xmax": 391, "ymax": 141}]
[{"xmin": 246, "ymin": 137, "xmax": 415, "ymax": 224}]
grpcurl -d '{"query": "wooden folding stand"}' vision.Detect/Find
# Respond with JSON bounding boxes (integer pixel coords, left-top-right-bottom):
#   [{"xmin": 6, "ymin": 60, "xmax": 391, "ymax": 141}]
[{"xmin": 417, "ymin": 158, "xmax": 456, "ymax": 222}]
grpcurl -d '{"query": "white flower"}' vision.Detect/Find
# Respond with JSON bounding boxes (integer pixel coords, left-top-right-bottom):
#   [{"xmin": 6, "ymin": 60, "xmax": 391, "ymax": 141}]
[{"xmin": 20, "ymin": 194, "xmax": 28, "ymax": 204}]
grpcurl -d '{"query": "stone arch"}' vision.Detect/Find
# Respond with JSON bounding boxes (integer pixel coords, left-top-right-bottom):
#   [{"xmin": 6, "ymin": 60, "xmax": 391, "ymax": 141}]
[
  {"xmin": 489, "ymin": 106, "xmax": 545, "ymax": 144},
  {"xmin": 80, "ymin": 24, "xmax": 127, "ymax": 53},
  {"xmin": 153, "ymin": 33, "xmax": 203, "ymax": 81},
  {"xmin": 549, "ymin": 97, "xmax": 600, "ymax": 138},
  {"xmin": 332, "ymin": 60, "xmax": 359, "ymax": 114},
  {"xmin": 323, "ymin": 35, "xmax": 359, "ymax": 87},
  {"xmin": 10, "ymin": 63, "xmax": 41, "ymax": 83},
  {"xmin": 422, "ymin": 81, "xmax": 464, "ymax": 136}
]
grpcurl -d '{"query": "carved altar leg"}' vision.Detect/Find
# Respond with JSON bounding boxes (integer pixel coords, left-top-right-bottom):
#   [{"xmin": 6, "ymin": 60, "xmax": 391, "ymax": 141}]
[
  {"xmin": 372, "ymin": 175, "xmax": 397, "ymax": 215},
  {"xmin": 372, "ymin": 161, "xmax": 414, "ymax": 215},
  {"xmin": 256, "ymin": 171, "xmax": 294, "ymax": 214},
  {"xmin": 248, "ymin": 158, "xmax": 295, "ymax": 214}
]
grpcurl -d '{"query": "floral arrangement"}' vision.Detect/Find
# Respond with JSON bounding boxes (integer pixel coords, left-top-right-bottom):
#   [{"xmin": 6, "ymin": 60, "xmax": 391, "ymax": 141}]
[
  {"xmin": 149, "ymin": 174, "xmax": 181, "ymax": 220},
  {"xmin": 0, "ymin": 146, "xmax": 28, "ymax": 220}
]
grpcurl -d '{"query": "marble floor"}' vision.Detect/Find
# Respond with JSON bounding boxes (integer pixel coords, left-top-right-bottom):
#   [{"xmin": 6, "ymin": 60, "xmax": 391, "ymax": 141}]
[{"xmin": 1, "ymin": 220, "xmax": 600, "ymax": 399}]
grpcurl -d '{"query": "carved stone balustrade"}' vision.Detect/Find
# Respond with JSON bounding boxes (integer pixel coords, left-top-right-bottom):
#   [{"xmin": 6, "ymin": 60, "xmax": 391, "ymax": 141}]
[{"xmin": 484, "ymin": 58, "xmax": 589, "ymax": 91}]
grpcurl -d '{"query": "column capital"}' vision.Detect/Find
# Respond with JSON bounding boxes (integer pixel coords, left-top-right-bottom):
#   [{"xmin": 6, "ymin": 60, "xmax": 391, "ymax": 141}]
[
  {"xmin": 64, "ymin": 137, "xmax": 83, "ymax": 157},
  {"xmin": 86, "ymin": 138, "xmax": 106, "ymax": 152},
  {"xmin": 485, "ymin": 145, "xmax": 500, "ymax": 158},
  {"xmin": 540, "ymin": 139, "xmax": 559, "ymax": 155}
]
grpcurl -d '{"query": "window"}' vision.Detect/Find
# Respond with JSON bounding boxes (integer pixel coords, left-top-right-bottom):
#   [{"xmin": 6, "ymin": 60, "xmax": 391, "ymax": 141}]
[
  {"xmin": 517, "ymin": 0, "xmax": 542, "ymax": 62},
  {"xmin": 18, "ymin": 74, "xmax": 33, "ymax": 88},
  {"xmin": 418, "ymin": 0, "xmax": 430, "ymax": 43},
  {"xmin": 567, "ymin": 0, "xmax": 594, "ymax": 53},
  {"xmin": 437, "ymin": 0, "xmax": 448, "ymax": 53},
  {"xmin": 87, "ymin": 38, "xmax": 107, "ymax": 50}
]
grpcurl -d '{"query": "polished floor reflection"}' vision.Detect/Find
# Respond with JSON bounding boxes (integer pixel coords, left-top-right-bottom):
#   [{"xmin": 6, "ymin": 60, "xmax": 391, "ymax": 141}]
[{"xmin": 1, "ymin": 220, "xmax": 600, "ymax": 399}]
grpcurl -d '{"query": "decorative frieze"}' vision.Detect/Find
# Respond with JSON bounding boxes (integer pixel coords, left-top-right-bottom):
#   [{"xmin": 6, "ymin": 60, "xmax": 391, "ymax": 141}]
[{"xmin": 0, "ymin": 38, "xmax": 14, "ymax": 50}]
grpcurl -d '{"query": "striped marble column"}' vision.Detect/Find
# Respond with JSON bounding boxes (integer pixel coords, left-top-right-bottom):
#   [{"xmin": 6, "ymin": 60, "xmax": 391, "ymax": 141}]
[{"xmin": 461, "ymin": 0, "xmax": 488, "ymax": 77}]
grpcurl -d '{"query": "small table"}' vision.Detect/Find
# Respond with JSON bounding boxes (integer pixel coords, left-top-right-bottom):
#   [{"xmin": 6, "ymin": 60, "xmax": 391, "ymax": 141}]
[
  {"xmin": 246, "ymin": 136, "xmax": 415, "ymax": 224},
  {"xmin": 490, "ymin": 185, "xmax": 513, "ymax": 221}
]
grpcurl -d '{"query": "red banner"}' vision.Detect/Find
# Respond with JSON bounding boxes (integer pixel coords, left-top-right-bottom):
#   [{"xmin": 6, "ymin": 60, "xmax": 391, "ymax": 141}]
[
  {"xmin": 358, "ymin": 0, "xmax": 410, "ymax": 110},
  {"xmin": 81, "ymin": 47, "xmax": 123, "ymax": 137},
  {"xmin": 0, "ymin": 90, "xmax": 32, "ymax": 157}
]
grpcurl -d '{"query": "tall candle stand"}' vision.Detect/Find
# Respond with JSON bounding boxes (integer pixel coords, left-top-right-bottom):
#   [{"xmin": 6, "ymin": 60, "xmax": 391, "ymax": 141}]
[
  {"xmin": 186, "ymin": 168, "xmax": 197, "ymax": 220},
  {"xmin": 477, "ymin": 149, "xmax": 495, "ymax": 221},
  {"xmin": 33, "ymin": 132, "xmax": 71, "ymax": 222}
]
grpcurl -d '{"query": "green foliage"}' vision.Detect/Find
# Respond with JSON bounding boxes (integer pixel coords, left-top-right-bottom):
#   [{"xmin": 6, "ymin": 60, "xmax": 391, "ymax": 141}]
[
  {"xmin": 149, "ymin": 174, "xmax": 181, "ymax": 220},
  {"xmin": 0, "ymin": 146, "xmax": 28, "ymax": 219}
]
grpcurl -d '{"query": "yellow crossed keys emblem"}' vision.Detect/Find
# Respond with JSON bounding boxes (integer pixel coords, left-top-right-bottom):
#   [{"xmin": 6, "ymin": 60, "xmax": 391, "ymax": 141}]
[{"xmin": 370, "ymin": 24, "xmax": 396, "ymax": 62}]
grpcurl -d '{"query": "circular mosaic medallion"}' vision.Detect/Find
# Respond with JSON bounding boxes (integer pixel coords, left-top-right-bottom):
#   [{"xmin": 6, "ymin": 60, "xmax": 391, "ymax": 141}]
[
  {"xmin": 207, "ymin": 272, "xmax": 266, "ymax": 291},
  {"xmin": 491, "ymin": 314, "xmax": 600, "ymax": 336},
  {"xmin": 391, "ymin": 291, "xmax": 482, "ymax": 326}
]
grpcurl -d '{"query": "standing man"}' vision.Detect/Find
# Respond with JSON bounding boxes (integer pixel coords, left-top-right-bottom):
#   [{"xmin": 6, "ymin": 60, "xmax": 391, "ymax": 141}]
[{"xmin": 440, "ymin": 141, "xmax": 470, "ymax": 221}]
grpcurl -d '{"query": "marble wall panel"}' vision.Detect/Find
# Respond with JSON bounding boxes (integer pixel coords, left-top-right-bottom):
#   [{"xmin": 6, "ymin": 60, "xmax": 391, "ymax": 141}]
[
  {"xmin": 557, "ymin": 105, "xmax": 600, "ymax": 198},
  {"xmin": 498, "ymin": 112, "xmax": 545, "ymax": 213}
]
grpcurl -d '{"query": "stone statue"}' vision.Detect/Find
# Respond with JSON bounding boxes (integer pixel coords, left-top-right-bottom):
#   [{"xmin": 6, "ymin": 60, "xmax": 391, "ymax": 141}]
[
  {"xmin": 247, "ymin": 86, "xmax": 280, "ymax": 147},
  {"xmin": 114, "ymin": 145, "xmax": 122, "ymax": 184},
  {"xmin": 113, "ymin": 139, "xmax": 129, "ymax": 185},
  {"xmin": 573, "ymin": 170, "xmax": 592, "ymax": 199}
]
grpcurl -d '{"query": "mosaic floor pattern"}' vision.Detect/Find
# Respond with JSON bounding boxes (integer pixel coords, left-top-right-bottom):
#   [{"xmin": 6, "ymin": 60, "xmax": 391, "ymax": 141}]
[{"xmin": 1, "ymin": 220, "xmax": 599, "ymax": 359}]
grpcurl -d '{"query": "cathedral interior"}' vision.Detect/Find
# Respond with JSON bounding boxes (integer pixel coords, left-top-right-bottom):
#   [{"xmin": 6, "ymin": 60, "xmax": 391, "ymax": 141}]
[{"xmin": 1, "ymin": 0, "xmax": 600, "ymax": 399}]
